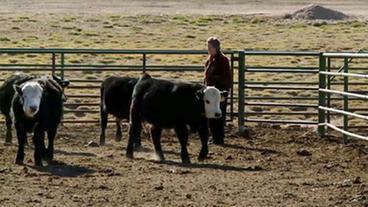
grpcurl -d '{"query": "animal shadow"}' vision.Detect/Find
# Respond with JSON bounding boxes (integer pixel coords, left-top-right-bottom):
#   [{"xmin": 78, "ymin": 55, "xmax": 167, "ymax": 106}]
[{"xmin": 29, "ymin": 160, "xmax": 95, "ymax": 177}]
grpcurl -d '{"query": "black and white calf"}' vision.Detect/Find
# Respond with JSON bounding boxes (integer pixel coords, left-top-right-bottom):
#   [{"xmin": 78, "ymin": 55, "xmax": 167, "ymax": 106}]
[
  {"xmin": 12, "ymin": 77, "xmax": 67, "ymax": 166},
  {"xmin": 126, "ymin": 73, "xmax": 228, "ymax": 164},
  {"xmin": 0, "ymin": 74, "xmax": 69, "ymax": 144},
  {"xmin": 0, "ymin": 73, "xmax": 34, "ymax": 144},
  {"xmin": 100, "ymin": 76, "xmax": 138, "ymax": 145}
]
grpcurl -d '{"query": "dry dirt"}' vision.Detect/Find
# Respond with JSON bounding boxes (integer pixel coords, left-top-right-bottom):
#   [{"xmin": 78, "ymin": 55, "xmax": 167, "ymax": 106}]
[
  {"xmin": 0, "ymin": 124, "xmax": 367, "ymax": 206},
  {"xmin": 0, "ymin": 1, "xmax": 367, "ymax": 206},
  {"xmin": 289, "ymin": 4, "xmax": 350, "ymax": 20}
]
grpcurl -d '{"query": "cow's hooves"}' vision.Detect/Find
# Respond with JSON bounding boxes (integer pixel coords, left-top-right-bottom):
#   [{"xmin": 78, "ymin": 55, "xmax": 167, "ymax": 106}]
[
  {"xmin": 44, "ymin": 157, "xmax": 53, "ymax": 164},
  {"xmin": 34, "ymin": 162, "xmax": 43, "ymax": 167},
  {"xmin": 182, "ymin": 158, "xmax": 191, "ymax": 164},
  {"xmin": 133, "ymin": 143, "xmax": 142, "ymax": 151},
  {"xmin": 154, "ymin": 153, "xmax": 165, "ymax": 162},
  {"xmin": 126, "ymin": 153, "xmax": 134, "ymax": 159},
  {"xmin": 197, "ymin": 156, "xmax": 207, "ymax": 161},
  {"xmin": 115, "ymin": 136, "xmax": 122, "ymax": 142},
  {"xmin": 99, "ymin": 138, "xmax": 105, "ymax": 146},
  {"xmin": 15, "ymin": 160, "xmax": 24, "ymax": 165}
]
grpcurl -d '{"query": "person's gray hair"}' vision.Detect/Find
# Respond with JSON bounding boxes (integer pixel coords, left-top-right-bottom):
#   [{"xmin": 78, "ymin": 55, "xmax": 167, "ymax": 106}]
[{"xmin": 207, "ymin": 37, "xmax": 221, "ymax": 51}]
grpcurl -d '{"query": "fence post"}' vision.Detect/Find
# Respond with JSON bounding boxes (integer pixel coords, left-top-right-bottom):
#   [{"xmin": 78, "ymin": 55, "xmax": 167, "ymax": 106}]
[
  {"xmin": 343, "ymin": 57, "xmax": 349, "ymax": 141},
  {"xmin": 318, "ymin": 53, "xmax": 326, "ymax": 137},
  {"xmin": 142, "ymin": 53, "xmax": 146, "ymax": 73},
  {"xmin": 326, "ymin": 57, "xmax": 331, "ymax": 126},
  {"xmin": 51, "ymin": 53, "xmax": 56, "ymax": 76},
  {"xmin": 60, "ymin": 53, "xmax": 65, "ymax": 80},
  {"xmin": 230, "ymin": 53, "xmax": 234, "ymax": 121},
  {"xmin": 238, "ymin": 51, "xmax": 245, "ymax": 132}
]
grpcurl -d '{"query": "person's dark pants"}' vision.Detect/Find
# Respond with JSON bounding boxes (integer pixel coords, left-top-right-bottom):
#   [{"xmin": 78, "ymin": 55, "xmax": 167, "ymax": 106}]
[{"xmin": 209, "ymin": 98, "xmax": 227, "ymax": 145}]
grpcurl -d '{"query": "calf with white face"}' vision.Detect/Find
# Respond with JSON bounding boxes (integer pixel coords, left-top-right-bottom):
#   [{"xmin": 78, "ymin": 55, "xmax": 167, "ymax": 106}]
[
  {"xmin": 127, "ymin": 74, "xmax": 228, "ymax": 164},
  {"xmin": 12, "ymin": 78, "xmax": 65, "ymax": 166},
  {"xmin": 198, "ymin": 86, "xmax": 227, "ymax": 119},
  {"xmin": 14, "ymin": 82, "xmax": 43, "ymax": 118}
]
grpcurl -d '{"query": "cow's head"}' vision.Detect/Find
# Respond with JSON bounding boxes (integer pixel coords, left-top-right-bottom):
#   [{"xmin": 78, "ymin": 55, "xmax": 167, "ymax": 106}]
[
  {"xmin": 196, "ymin": 86, "xmax": 228, "ymax": 119},
  {"xmin": 14, "ymin": 81, "xmax": 44, "ymax": 118}
]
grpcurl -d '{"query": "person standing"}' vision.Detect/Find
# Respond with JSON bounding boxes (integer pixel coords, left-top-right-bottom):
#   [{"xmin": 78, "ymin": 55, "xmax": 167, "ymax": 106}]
[{"xmin": 204, "ymin": 37, "xmax": 232, "ymax": 145}]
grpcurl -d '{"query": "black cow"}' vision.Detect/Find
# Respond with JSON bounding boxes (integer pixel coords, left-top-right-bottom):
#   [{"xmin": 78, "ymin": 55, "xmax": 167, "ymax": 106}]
[
  {"xmin": 0, "ymin": 73, "xmax": 69, "ymax": 145},
  {"xmin": 99, "ymin": 76, "xmax": 138, "ymax": 145},
  {"xmin": 12, "ymin": 77, "xmax": 67, "ymax": 166},
  {"xmin": 126, "ymin": 73, "xmax": 228, "ymax": 164},
  {"xmin": 0, "ymin": 73, "xmax": 34, "ymax": 144}
]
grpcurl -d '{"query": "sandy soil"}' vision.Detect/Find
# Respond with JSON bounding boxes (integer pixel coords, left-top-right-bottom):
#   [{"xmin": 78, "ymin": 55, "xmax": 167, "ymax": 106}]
[
  {"xmin": 0, "ymin": 124, "xmax": 367, "ymax": 206},
  {"xmin": 0, "ymin": 0, "xmax": 367, "ymax": 16},
  {"xmin": 0, "ymin": 1, "xmax": 367, "ymax": 206}
]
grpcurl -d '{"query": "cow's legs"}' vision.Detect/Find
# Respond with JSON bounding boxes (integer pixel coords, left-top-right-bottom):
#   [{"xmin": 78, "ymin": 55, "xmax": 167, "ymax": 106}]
[
  {"xmin": 197, "ymin": 120, "xmax": 209, "ymax": 161},
  {"xmin": 115, "ymin": 118, "xmax": 122, "ymax": 142},
  {"xmin": 45, "ymin": 127, "xmax": 57, "ymax": 163},
  {"xmin": 150, "ymin": 125, "xmax": 164, "ymax": 161},
  {"xmin": 15, "ymin": 124, "xmax": 27, "ymax": 165},
  {"xmin": 99, "ymin": 108, "xmax": 108, "ymax": 145},
  {"xmin": 174, "ymin": 124, "xmax": 190, "ymax": 164},
  {"xmin": 32, "ymin": 126, "xmax": 45, "ymax": 167},
  {"xmin": 5, "ymin": 113, "xmax": 12, "ymax": 144}
]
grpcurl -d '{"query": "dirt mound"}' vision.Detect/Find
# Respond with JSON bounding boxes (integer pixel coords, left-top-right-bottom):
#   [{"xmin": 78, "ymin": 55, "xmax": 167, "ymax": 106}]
[{"xmin": 290, "ymin": 4, "xmax": 350, "ymax": 20}]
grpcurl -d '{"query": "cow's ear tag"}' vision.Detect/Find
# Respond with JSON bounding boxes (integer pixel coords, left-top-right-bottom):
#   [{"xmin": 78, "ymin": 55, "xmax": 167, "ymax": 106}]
[
  {"xmin": 61, "ymin": 79, "xmax": 70, "ymax": 88},
  {"xmin": 196, "ymin": 88, "xmax": 204, "ymax": 100},
  {"xmin": 14, "ymin": 84, "xmax": 23, "ymax": 95},
  {"xmin": 220, "ymin": 90, "xmax": 229, "ymax": 102},
  {"xmin": 38, "ymin": 80, "xmax": 46, "ymax": 88}
]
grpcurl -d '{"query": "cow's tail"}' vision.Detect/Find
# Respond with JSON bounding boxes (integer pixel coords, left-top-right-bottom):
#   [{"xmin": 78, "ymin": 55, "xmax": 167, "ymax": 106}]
[{"xmin": 100, "ymin": 85, "xmax": 106, "ymax": 112}]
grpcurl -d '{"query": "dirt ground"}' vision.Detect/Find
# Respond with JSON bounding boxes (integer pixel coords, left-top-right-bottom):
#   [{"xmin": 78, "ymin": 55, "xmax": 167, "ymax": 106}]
[
  {"xmin": 0, "ymin": 0, "xmax": 368, "ymax": 17},
  {"xmin": 0, "ymin": 124, "xmax": 367, "ymax": 207},
  {"xmin": 0, "ymin": 1, "xmax": 367, "ymax": 206}
]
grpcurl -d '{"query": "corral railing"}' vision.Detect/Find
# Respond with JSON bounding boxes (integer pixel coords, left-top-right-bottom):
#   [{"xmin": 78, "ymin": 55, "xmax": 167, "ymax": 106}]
[
  {"xmin": 1, "ymin": 48, "xmax": 367, "ymax": 141},
  {"xmin": 0, "ymin": 48, "xmax": 235, "ymax": 124},
  {"xmin": 318, "ymin": 53, "xmax": 368, "ymax": 141},
  {"xmin": 237, "ymin": 51, "xmax": 321, "ymax": 129}
]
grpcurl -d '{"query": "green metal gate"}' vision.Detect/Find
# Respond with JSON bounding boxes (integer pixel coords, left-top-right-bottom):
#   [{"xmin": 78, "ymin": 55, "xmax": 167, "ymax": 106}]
[
  {"xmin": 318, "ymin": 53, "xmax": 368, "ymax": 141},
  {"xmin": 237, "ymin": 51, "xmax": 321, "ymax": 128}
]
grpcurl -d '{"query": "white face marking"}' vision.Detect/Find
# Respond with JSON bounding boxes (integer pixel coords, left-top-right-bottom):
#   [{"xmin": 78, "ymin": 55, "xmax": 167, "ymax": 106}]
[
  {"xmin": 20, "ymin": 82, "xmax": 43, "ymax": 118},
  {"xmin": 203, "ymin": 86, "xmax": 222, "ymax": 119}
]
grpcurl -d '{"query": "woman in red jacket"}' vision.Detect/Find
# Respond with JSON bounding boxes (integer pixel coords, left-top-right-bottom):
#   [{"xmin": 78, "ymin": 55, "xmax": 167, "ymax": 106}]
[{"xmin": 204, "ymin": 37, "xmax": 232, "ymax": 145}]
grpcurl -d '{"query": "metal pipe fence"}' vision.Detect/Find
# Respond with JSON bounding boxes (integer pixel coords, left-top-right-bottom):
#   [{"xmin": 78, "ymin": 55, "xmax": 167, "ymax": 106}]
[
  {"xmin": 0, "ymin": 48, "xmax": 236, "ymax": 124},
  {"xmin": 318, "ymin": 53, "xmax": 368, "ymax": 141},
  {"xmin": 0, "ymin": 48, "xmax": 367, "ymax": 141},
  {"xmin": 237, "ymin": 51, "xmax": 321, "ymax": 128}
]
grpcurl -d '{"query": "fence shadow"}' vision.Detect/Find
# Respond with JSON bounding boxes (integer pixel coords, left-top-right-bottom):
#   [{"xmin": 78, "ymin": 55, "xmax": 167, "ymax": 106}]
[
  {"xmin": 149, "ymin": 159, "xmax": 264, "ymax": 172},
  {"xmin": 222, "ymin": 143, "xmax": 279, "ymax": 155},
  {"xmin": 54, "ymin": 149, "xmax": 97, "ymax": 157}
]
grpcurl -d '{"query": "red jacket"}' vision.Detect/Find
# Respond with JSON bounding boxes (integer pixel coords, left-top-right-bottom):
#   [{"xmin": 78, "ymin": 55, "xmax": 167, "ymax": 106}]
[{"xmin": 204, "ymin": 52, "xmax": 232, "ymax": 90}]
